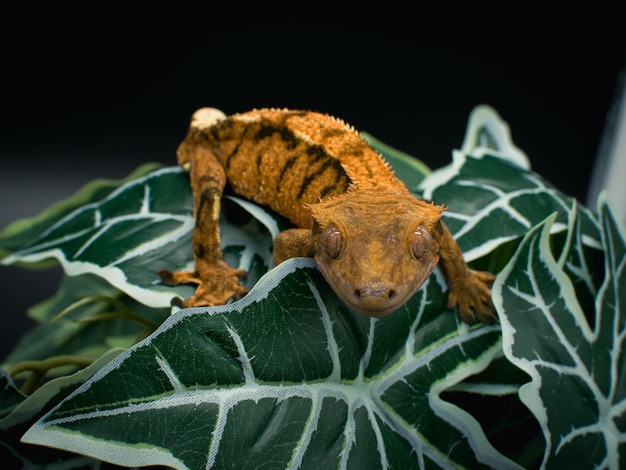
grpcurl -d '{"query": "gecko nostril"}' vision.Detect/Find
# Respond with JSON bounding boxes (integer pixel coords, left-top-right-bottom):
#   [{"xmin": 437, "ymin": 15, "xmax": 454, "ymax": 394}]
[{"xmin": 355, "ymin": 287, "xmax": 396, "ymax": 299}]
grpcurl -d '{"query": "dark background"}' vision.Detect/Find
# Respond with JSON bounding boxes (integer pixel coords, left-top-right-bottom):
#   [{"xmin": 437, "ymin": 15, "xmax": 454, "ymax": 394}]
[{"xmin": 1, "ymin": 8, "xmax": 624, "ymax": 360}]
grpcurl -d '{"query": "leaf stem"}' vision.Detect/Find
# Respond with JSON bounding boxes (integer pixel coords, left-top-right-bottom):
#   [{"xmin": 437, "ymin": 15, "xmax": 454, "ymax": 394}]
[{"xmin": 8, "ymin": 355, "xmax": 96, "ymax": 395}]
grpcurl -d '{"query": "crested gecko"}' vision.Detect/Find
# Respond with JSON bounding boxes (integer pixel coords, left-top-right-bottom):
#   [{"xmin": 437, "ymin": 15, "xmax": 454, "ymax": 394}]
[{"xmin": 158, "ymin": 108, "xmax": 496, "ymax": 324}]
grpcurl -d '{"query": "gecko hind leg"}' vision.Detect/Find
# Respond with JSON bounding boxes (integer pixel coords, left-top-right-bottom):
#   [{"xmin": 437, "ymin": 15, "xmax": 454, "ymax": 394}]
[{"xmin": 158, "ymin": 147, "xmax": 248, "ymax": 308}]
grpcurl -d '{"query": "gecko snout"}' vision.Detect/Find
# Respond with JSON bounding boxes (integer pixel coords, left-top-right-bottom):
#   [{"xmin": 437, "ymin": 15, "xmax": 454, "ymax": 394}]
[
  {"xmin": 348, "ymin": 284, "xmax": 402, "ymax": 318},
  {"xmin": 354, "ymin": 286, "xmax": 397, "ymax": 300}
]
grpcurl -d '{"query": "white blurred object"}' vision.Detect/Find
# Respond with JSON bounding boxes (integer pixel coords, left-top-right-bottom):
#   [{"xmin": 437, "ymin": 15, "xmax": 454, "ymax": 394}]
[{"xmin": 588, "ymin": 66, "xmax": 626, "ymax": 224}]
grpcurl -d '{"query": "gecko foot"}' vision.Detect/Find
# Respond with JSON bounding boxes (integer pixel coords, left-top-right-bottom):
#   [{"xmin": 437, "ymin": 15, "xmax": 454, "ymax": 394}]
[
  {"xmin": 447, "ymin": 270, "xmax": 497, "ymax": 324},
  {"xmin": 158, "ymin": 261, "xmax": 248, "ymax": 308}
]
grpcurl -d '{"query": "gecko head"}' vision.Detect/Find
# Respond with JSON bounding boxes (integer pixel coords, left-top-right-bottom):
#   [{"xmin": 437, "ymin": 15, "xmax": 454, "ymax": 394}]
[{"xmin": 309, "ymin": 191, "xmax": 445, "ymax": 318}]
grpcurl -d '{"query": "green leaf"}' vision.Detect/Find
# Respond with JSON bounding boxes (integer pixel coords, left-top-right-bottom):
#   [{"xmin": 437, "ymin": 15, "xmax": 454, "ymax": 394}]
[
  {"xmin": 418, "ymin": 107, "xmax": 601, "ymax": 263},
  {"xmin": 22, "ymin": 259, "xmax": 513, "ymax": 469},
  {"xmin": 1, "ymin": 167, "xmax": 275, "ymax": 308},
  {"xmin": 0, "ymin": 371, "xmax": 26, "ymax": 420},
  {"xmin": 1, "ymin": 166, "xmax": 195, "ymax": 307},
  {"xmin": 459, "ymin": 105, "xmax": 530, "ymax": 169},
  {"xmin": 557, "ymin": 200, "xmax": 603, "ymax": 318},
  {"xmin": 492, "ymin": 194, "xmax": 626, "ymax": 469},
  {"xmin": 0, "ymin": 163, "xmax": 162, "ymax": 261}
]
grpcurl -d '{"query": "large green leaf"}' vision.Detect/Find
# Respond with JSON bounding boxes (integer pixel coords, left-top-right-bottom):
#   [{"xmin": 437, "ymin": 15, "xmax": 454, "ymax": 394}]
[
  {"xmin": 22, "ymin": 259, "xmax": 513, "ymax": 469},
  {"xmin": 0, "ymin": 167, "xmax": 277, "ymax": 309},
  {"xmin": 492, "ymin": 194, "xmax": 625, "ymax": 469}
]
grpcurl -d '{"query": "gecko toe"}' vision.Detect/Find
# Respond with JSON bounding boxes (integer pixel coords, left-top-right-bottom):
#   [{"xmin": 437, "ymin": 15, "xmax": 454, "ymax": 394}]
[
  {"xmin": 158, "ymin": 269, "xmax": 175, "ymax": 285},
  {"xmin": 170, "ymin": 296, "xmax": 185, "ymax": 308},
  {"xmin": 475, "ymin": 302, "xmax": 498, "ymax": 324}
]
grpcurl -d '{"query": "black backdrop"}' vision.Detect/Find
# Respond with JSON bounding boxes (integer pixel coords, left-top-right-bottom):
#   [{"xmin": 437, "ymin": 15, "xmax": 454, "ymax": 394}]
[{"xmin": 1, "ymin": 8, "xmax": 624, "ymax": 360}]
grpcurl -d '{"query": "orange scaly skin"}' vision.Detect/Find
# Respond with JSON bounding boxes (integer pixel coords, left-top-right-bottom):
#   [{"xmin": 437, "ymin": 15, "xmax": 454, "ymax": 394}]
[{"xmin": 158, "ymin": 108, "xmax": 496, "ymax": 323}]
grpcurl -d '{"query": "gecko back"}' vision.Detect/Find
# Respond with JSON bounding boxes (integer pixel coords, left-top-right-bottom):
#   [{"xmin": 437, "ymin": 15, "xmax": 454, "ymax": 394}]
[{"xmin": 176, "ymin": 107, "xmax": 405, "ymax": 228}]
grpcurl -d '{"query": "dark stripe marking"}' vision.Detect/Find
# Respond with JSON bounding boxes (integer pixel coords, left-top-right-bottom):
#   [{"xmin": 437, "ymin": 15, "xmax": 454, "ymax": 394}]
[
  {"xmin": 319, "ymin": 182, "xmax": 345, "ymax": 199},
  {"xmin": 194, "ymin": 243, "xmax": 205, "ymax": 259},
  {"xmin": 197, "ymin": 187, "xmax": 217, "ymax": 218},
  {"xmin": 210, "ymin": 119, "xmax": 233, "ymax": 141},
  {"xmin": 348, "ymin": 146, "xmax": 365, "ymax": 158},
  {"xmin": 198, "ymin": 175, "xmax": 222, "ymax": 187},
  {"xmin": 322, "ymin": 127, "xmax": 349, "ymax": 139},
  {"xmin": 224, "ymin": 142, "xmax": 241, "ymax": 170},
  {"xmin": 297, "ymin": 158, "xmax": 345, "ymax": 199},
  {"xmin": 279, "ymin": 155, "xmax": 299, "ymax": 183},
  {"xmin": 306, "ymin": 144, "xmax": 327, "ymax": 163},
  {"xmin": 255, "ymin": 125, "xmax": 299, "ymax": 149},
  {"xmin": 224, "ymin": 124, "xmax": 253, "ymax": 170}
]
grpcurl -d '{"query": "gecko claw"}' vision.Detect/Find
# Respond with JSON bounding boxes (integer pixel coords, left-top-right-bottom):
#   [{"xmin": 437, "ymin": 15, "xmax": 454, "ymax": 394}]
[{"xmin": 455, "ymin": 302, "xmax": 497, "ymax": 325}]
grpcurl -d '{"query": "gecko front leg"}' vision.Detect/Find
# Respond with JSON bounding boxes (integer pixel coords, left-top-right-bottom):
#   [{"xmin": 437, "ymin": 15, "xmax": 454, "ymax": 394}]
[
  {"xmin": 272, "ymin": 228, "xmax": 314, "ymax": 265},
  {"xmin": 436, "ymin": 221, "xmax": 496, "ymax": 324},
  {"xmin": 158, "ymin": 147, "xmax": 247, "ymax": 308}
]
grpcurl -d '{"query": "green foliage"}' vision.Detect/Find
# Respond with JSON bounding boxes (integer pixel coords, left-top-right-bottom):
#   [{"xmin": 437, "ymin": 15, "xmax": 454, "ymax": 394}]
[
  {"xmin": 0, "ymin": 105, "xmax": 623, "ymax": 468},
  {"xmin": 2, "ymin": 274, "xmax": 169, "ymax": 371},
  {"xmin": 493, "ymin": 197, "xmax": 625, "ymax": 469},
  {"xmin": 0, "ymin": 163, "xmax": 162, "ymax": 261}
]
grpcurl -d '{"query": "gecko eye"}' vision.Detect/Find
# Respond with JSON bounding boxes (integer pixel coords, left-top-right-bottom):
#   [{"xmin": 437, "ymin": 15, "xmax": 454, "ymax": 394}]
[
  {"xmin": 320, "ymin": 223, "xmax": 343, "ymax": 259},
  {"xmin": 411, "ymin": 225, "xmax": 432, "ymax": 259}
]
